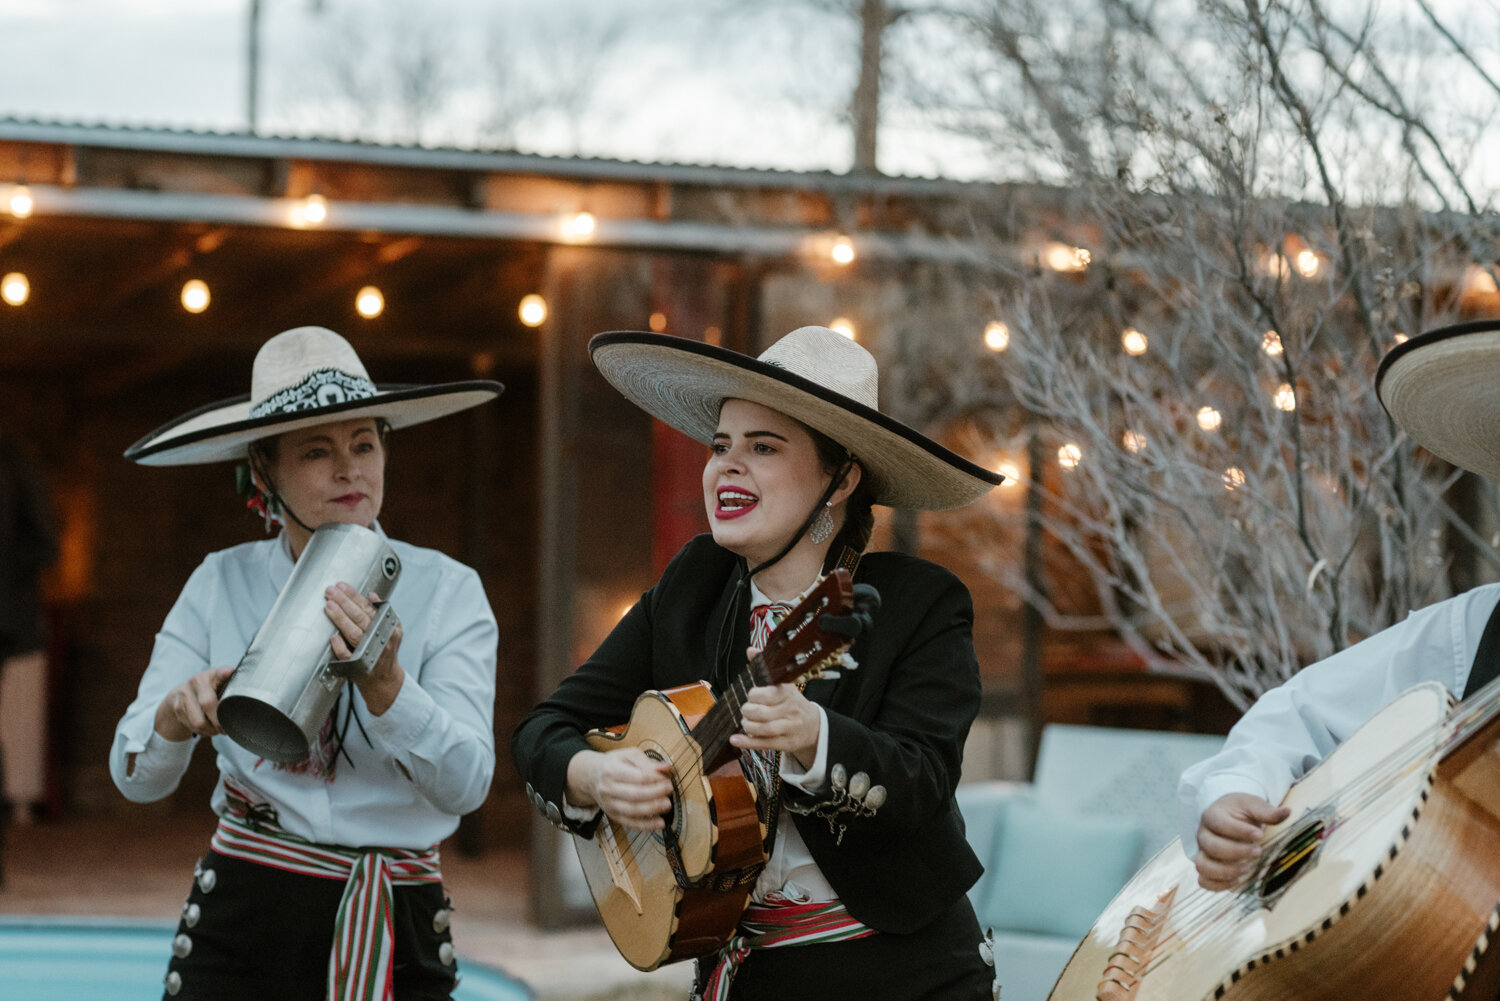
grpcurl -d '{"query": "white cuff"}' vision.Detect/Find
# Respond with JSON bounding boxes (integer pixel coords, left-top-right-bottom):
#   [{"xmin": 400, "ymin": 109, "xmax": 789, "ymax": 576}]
[{"xmin": 779, "ymin": 705, "xmax": 829, "ymax": 792}]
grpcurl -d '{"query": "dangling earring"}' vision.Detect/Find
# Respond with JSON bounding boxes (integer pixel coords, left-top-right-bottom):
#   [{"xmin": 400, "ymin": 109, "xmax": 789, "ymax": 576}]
[{"xmin": 810, "ymin": 502, "xmax": 835, "ymax": 544}]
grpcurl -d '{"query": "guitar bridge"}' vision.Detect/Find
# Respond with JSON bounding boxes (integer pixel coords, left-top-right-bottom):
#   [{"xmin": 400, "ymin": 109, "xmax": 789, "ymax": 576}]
[{"xmin": 598, "ymin": 818, "xmax": 645, "ymax": 915}]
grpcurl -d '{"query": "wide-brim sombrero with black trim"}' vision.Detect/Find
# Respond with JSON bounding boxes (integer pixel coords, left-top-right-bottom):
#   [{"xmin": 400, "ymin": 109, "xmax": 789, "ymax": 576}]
[
  {"xmin": 125, "ymin": 325, "xmax": 503, "ymax": 466},
  {"xmin": 590, "ymin": 325, "xmax": 1001, "ymax": 510},
  {"xmin": 1377, "ymin": 318, "xmax": 1500, "ymax": 480}
]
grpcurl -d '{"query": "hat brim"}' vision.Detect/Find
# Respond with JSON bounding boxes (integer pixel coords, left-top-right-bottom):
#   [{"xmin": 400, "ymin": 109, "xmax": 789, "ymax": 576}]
[
  {"xmin": 1377, "ymin": 319, "xmax": 1500, "ymax": 479},
  {"xmin": 589, "ymin": 332, "xmax": 1000, "ymax": 510},
  {"xmin": 125, "ymin": 381, "xmax": 504, "ymax": 466}
]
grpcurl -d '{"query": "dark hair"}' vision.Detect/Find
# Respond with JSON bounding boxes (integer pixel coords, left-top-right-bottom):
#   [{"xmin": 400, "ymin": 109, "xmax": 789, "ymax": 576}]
[{"xmin": 808, "ymin": 425, "xmax": 874, "ymax": 553}]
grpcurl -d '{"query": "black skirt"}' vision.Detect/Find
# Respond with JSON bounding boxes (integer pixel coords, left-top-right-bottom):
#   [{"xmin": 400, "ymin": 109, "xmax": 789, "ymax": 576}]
[
  {"xmin": 698, "ymin": 894, "xmax": 995, "ymax": 1001},
  {"xmin": 161, "ymin": 849, "xmax": 458, "ymax": 1001}
]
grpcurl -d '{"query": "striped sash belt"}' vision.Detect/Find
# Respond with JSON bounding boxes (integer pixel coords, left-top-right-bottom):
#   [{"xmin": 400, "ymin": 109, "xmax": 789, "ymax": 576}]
[
  {"xmin": 211, "ymin": 780, "xmax": 443, "ymax": 1001},
  {"xmin": 701, "ymin": 899, "xmax": 877, "ymax": 1000}
]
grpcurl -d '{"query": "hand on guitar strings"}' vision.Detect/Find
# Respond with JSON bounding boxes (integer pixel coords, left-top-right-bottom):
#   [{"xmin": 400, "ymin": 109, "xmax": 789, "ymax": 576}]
[
  {"xmin": 570, "ymin": 747, "xmax": 676, "ymax": 832},
  {"xmin": 1194, "ymin": 792, "xmax": 1291, "ymax": 891},
  {"xmin": 732, "ymin": 647, "xmax": 822, "ymax": 770}
]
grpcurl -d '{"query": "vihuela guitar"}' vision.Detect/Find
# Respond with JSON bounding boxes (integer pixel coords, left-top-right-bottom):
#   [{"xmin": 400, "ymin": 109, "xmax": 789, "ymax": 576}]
[
  {"xmin": 572, "ymin": 568, "xmax": 865, "ymax": 971},
  {"xmin": 1045, "ymin": 677, "xmax": 1500, "ymax": 1001}
]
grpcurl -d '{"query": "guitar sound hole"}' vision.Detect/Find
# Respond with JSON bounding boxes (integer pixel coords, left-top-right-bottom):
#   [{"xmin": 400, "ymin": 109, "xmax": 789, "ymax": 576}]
[
  {"xmin": 643, "ymin": 748, "xmax": 680, "ymax": 837},
  {"xmin": 1258, "ymin": 815, "xmax": 1326, "ymax": 903}
]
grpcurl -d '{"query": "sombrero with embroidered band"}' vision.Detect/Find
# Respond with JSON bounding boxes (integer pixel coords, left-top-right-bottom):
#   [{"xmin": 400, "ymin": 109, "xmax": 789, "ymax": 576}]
[
  {"xmin": 124, "ymin": 325, "xmax": 503, "ymax": 466},
  {"xmin": 589, "ymin": 325, "xmax": 1002, "ymax": 511},
  {"xmin": 1377, "ymin": 318, "xmax": 1500, "ymax": 480}
]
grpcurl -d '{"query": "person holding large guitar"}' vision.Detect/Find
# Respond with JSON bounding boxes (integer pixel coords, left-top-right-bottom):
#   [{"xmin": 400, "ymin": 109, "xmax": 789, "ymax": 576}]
[
  {"xmin": 1182, "ymin": 318, "xmax": 1500, "ymax": 895},
  {"xmin": 512, "ymin": 325, "xmax": 1002, "ymax": 1000}
]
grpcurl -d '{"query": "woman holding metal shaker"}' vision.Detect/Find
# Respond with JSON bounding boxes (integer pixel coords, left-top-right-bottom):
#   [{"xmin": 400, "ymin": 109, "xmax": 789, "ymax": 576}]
[{"xmin": 109, "ymin": 326, "xmax": 502, "ymax": 1001}]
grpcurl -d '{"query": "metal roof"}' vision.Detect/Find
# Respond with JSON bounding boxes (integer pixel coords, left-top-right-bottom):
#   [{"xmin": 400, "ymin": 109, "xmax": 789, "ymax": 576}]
[
  {"xmin": 0, "ymin": 117, "xmax": 1011, "ymax": 265},
  {"xmin": 0, "ymin": 117, "xmax": 993, "ymax": 198}
]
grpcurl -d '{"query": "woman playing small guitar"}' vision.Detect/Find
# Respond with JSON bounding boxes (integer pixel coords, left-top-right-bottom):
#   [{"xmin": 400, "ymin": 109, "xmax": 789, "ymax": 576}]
[{"xmin": 512, "ymin": 325, "xmax": 1002, "ymax": 1000}]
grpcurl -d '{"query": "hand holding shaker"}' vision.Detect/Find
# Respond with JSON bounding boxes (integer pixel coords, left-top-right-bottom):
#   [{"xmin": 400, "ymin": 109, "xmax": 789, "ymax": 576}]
[{"xmin": 217, "ymin": 523, "xmax": 401, "ymax": 762}]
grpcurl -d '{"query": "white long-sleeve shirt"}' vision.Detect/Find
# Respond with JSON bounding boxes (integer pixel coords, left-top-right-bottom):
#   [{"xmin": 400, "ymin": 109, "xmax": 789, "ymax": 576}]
[
  {"xmin": 110, "ymin": 528, "xmax": 498, "ymax": 849},
  {"xmin": 1176, "ymin": 582, "xmax": 1500, "ymax": 854}
]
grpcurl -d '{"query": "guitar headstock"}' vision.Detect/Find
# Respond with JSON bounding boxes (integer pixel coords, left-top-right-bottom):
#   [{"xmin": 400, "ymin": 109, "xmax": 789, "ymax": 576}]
[{"xmin": 756, "ymin": 568, "xmax": 857, "ymax": 688}]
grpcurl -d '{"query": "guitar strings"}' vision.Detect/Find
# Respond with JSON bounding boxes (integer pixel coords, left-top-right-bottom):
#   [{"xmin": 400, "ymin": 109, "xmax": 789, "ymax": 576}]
[
  {"xmin": 1122, "ymin": 706, "xmax": 1461, "ymax": 976},
  {"xmin": 1058, "ymin": 679, "xmax": 1500, "ymax": 993},
  {"xmin": 1157, "ymin": 724, "xmax": 1436, "ymax": 938},
  {"xmin": 599, "ymin": 596, "xmax": 845, "ymax": 868},
  {"xmin": 604, "ymin": 651, "xmax": 783, "ymax": 864},
  {"xmin": 1124, "ymin": 689, "xmax": 1499, "ymax": 984}
]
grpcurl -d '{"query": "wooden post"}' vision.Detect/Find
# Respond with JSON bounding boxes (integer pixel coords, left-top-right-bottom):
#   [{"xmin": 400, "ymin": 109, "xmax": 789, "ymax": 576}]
[
  {"xmin": 530, "ymin": 247, "xmax": 583, "ymax": 929},
  {"xmin": 1021, "ymin": 423, "xmax": 1047, "ymax": 778},
  {"xmin": 247, "ymin": 0, "xmax": 262, "ymax": 134},
  {"xmin": 852, "ymin": 0, "xmax": 886, "ymax": 174}
]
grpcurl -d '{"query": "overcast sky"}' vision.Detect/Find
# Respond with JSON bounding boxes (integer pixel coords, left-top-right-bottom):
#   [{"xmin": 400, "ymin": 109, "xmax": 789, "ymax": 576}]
[{"xmin": 0, "ymin": 0, "xmax": 994, "ymax": 178}]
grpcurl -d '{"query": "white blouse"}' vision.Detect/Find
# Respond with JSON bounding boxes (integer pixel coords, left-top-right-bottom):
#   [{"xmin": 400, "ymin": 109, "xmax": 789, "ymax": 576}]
[{"xmin": 109, "ymin": 527, "xmax": 499, "ymax": 850}]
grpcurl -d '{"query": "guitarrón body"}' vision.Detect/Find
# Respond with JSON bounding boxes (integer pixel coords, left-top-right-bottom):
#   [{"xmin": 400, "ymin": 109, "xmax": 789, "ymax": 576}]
[{"xmin": 1047, "ymin": 682, "xmax": 1500, "ymax": 1001}]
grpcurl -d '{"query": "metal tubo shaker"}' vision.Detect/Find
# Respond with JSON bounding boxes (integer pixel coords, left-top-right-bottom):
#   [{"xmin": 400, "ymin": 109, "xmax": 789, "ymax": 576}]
[{"xmin": 217, "ymin": 523, "xmax": 401, "ymax": 762}]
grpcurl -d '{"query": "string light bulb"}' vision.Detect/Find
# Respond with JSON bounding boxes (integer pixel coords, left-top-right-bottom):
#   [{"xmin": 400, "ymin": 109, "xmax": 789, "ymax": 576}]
[
  {"xmin": 1273, "ymin": 383, "xmax": 1297, "ymax": 412},
  {"xmin": 518, "ymin": 293, "xmax": 547, "ymax": 327},
  {"xmin": 1045, "ymin": 243, "xmax": 1090, "ymax": 273},
  {"xmin": 984, "ymin": 321, "xmax": 1010, "ymax": 352},
  {"xmin": 1223, "ymin": 467, "xmax": 1246, "ymax": 490},
  {"xmin": 1121, "ymin": 327, "xmax": 1148, "ymax": 356},
  {"xmin": 1196, "ymin": 406, "xmax": 1222, "ymax": 432},
  {"xmin": 355, "ymin": 286, "xmax": 385, "ymax": 319},
  {"xmin": 829, "ymin": 317, "xmax": 856, "ymax": 339},
  {"xmin": 291, "ymin": 193, "xmax": 328, "ymax": 227},
  {"xmin": 1262, "ymin": 330, "xmax": 1283, "ymax": 356},
  {"xmin": 1058, "ymin": 442, "xmax": 1082, "ymax": 469},
  {"xmin": 1, "ymin": 272, "xmax": 28, "ymax": 306},
  {"xmin": 181, "ymin": 279, "xmax": 210, "ymax": 314},
  {"xmin": 8, "ymin": 184, "xmax": 33, "ymax": 219},
  {"xmin": 831, "ymin": 236, "xmax": 856, "ymax": 266},
  {"xmin": 561, "ymin": 211, "xmax": 596, "ymax": 241}
]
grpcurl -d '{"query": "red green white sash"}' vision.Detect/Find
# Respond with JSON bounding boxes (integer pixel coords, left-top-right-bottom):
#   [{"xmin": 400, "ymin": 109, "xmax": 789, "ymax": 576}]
[
  {"xmin": 701, "ymin": 899, "xmax": 876, "ymax": 1000},
  {"xmin": 211, "ymin": 779, "xmax": 442, "ymax": 1001}
]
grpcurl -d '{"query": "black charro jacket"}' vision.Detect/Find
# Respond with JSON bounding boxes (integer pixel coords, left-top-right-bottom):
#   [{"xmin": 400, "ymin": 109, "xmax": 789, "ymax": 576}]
[{"xmin": 509, "ymin": 534, "xmax": 984, "ymax": 935}]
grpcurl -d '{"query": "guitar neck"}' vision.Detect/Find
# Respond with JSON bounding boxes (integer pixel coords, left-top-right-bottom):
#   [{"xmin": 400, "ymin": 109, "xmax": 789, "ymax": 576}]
[{"xmin": 692, "ymin": 657, "xmax": 770, "ymax": 771}]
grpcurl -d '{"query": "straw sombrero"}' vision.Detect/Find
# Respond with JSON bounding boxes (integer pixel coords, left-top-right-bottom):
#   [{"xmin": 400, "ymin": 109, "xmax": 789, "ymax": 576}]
[
  {"xmin": 125, "ymin": 326, "xmax": 502, "ymax": 466},
  {"xmin": 589, "ymin": 326, "xmax": 1001, "ymax": 510},
  {"xmin": 1377, "ymin": 319, "xmax": 1500, "ymax": 480}
]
